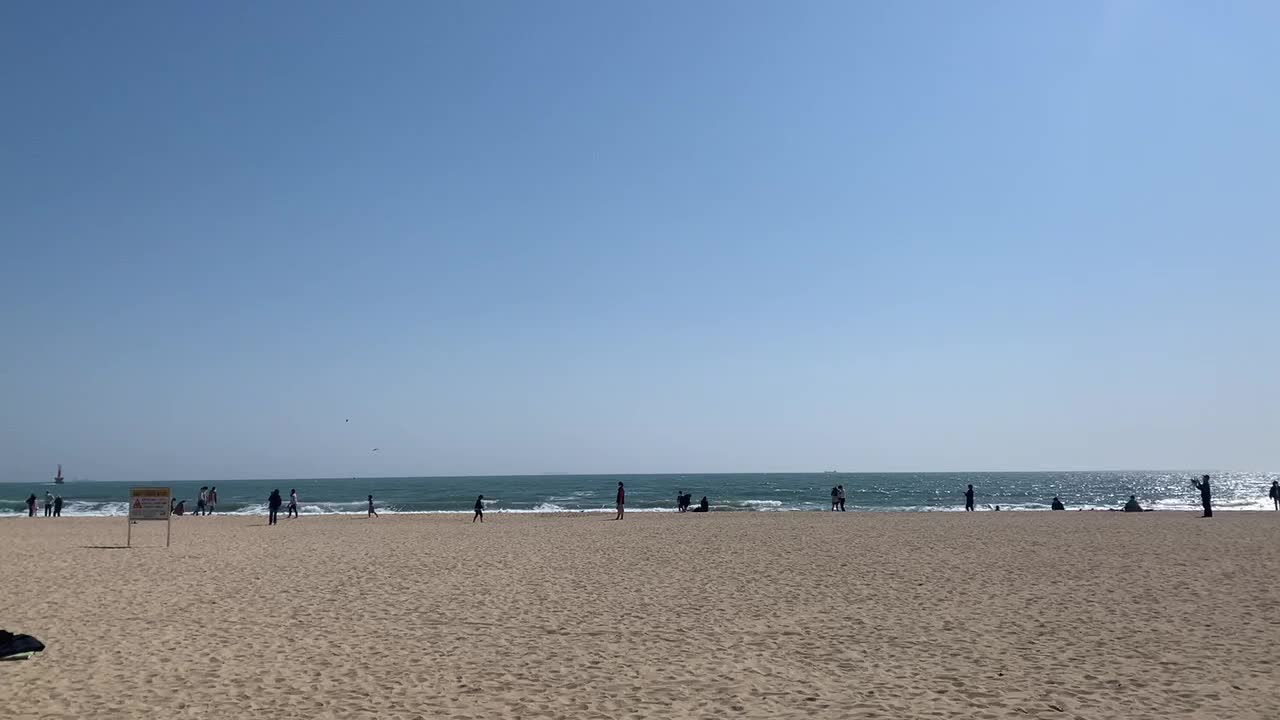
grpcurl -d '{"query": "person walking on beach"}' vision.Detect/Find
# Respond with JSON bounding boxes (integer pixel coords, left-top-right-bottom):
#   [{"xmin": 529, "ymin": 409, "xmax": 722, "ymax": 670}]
[
  {"xmin": 367, "ymin": 494, "xmax": 379, "ymax": 518},
  {"xmin": 26, "ymin": 493, "xmax": 37, "ymax": 517},
  {"xmin": 267, "ymin": 489, "xmax": 282, "ymax": 525},
  {"xmin": 44, "ymin": 491, "xmax": 54, "ymax": 517},
  {"xmin": 207, "ymin": 486, "xmax": 218, "ymax": 514},
  {"xmin": 287, "ymin": 489, "xmax": 298, "ymax": 518},
  {"xmin": 197, "ymin": 486, "xmax": 208, "ymax": 516},
  {"xmin": 615, "ymin": 482, "xmax": 625, "ymax": 520},
  {"xmin": 837, "ymin": 485, "xmax": 846, "ymax": 512},
  {"xmin": 473, "ymin": 495, "xmax": 485, "ymax": 523},
  {"xmin": 1271, "ymin": 481, "xmax": 1279, "ymax": 511},
  {"xmin": 964, "ymin": 484, "xmax": 975, "ymax": 512},
  {"xmin": 676, "ymin": 490, "xmax": 685, "ymax": 512},
  {"xmin": 53, "ymin": 495, "xmax": 63, "ymax": 517},
  {"xmin": 1193, "ymin": 474, "xmax": 1212, "ymax": 518}
]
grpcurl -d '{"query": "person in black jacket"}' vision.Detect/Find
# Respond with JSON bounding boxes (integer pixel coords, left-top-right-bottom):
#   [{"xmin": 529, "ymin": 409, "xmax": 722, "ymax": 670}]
[
  {"xmin": 473, "ymin": 495, "xmax": 485, "ymax": 523},
  {"xmin": 267, "ymin": 489, "xmax": 283, "ymax": 525},
  {"xmin": 1193, "ymin": 475, "xmax": 1212, "ymax": 518}
]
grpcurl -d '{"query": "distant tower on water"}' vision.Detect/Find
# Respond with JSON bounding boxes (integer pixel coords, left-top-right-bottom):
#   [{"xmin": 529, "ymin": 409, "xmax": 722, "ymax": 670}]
[{"xmin": 54, "ymin": 464, "xmax": 65, "ymax": 484}]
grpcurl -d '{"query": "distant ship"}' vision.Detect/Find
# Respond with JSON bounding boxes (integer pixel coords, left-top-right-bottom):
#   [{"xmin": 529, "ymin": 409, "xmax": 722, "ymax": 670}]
[{"xmin": 54, "ymin": 464, "xmax": 65, "ymax": 484}]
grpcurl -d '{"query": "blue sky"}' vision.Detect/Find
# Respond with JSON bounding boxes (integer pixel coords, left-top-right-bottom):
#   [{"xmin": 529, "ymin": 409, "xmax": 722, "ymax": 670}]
[{"xmin": 2, "ymin": 1, "xmax": 1277, "ymax": 481}]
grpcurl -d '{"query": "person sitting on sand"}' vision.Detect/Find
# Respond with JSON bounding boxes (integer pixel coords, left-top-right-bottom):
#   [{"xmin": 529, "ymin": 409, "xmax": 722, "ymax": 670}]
[
  {"xmin": 692, "ymin": 496, "xmax": 710, "ymax": 513},
  {"xmin": 473, "ymin": 495, "xmax": 484, "ymax": 523},
  {"xmin": 367, "ymin": 494, "xmax": 379, "ymax": 518},
  {"xmin": 173, "ymin": 500, "xmax": 186, "ymax": 516},
  {"xmin": 1051, "ymin": 496, "xmax": 1065, "ymax": 511},
  {"xmin": 1271, "ymin": 481, "xmax": 1279, "ymax": 511},
  {"xmin": 1123, "ymin": 495, "xmax": 1144, "ymax": 512}
]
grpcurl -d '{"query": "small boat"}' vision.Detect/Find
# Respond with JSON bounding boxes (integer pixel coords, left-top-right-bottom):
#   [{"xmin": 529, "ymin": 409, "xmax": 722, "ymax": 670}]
[{"xmin": 54, "ymin": 465, "xmax": 64, "ymax": 485}]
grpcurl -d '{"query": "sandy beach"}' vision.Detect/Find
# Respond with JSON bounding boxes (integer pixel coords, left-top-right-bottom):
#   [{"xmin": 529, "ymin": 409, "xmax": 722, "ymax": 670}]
[{"xmin": 3, "ymin": 511, "xmax": 1279, "ymax": 719}]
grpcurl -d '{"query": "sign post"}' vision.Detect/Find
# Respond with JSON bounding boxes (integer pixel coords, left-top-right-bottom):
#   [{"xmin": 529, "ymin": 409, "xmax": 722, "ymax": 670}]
[{"xmin": 128, "ymin": 487, "xmax": 172, "ymax": 548}]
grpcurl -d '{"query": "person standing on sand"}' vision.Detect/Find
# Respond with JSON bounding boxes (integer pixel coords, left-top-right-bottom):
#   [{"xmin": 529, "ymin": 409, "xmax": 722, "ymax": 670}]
[
  {"xmin": 207, "ymin": 486, "xmax": 218, "ymax": 514},
  {"xmin": 197, "ymin": 486, "xmax": 208, "ymax": 516},
  {"xmin": 837, "ymin": 485, "xmax": 846, "ymax": 512},
  {"xmin": 53, "ymin": 495, "xmax": 63, "ymax": 517},
  {"xmin": 267, "ymin": 489, "xmax": 282, "ymax": 525},
  {"xmin": 830, "ymin": 487, "xmax": 838, "ymax": 511},
  {"xmin": 26, "ymin": 493, "xmax": 37, "ymax": 517},
  {"xmin": 473, "ymin": 495, "xmax": 485, "ymax": 523},
  {"xmin": 1193, "ymin": 475, "xmax": 1212, "ymax": 518},
  {"xmin": 964, "ymin": 484, "xmax": 975, "ymax": 512},
  {"xmin": 367, "ymin": 494, "xmax": 379, "ymax": 518},
  {"xmin": 288, "ymin": 489, "xmax": 299, "ymax": 518},
  {"xmin": 1270, "ymin": 481, "xmax": 1279, "ymax": 511},
  {"xmin": 44, "ymin": 491, "xmax": 54, "ymax": 517},
  {"xmin": 615, "ymin": 482, "xmax": 625, "ymax": 520}
]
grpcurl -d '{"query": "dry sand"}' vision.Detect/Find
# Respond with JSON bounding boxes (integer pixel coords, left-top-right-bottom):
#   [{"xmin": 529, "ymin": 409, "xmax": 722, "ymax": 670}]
[{"xmin": 3, "ymin": 511, "xmax": 1280, "ymax": 719}]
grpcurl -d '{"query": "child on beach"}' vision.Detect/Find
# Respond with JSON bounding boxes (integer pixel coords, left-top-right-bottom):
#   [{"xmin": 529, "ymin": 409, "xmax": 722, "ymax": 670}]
[{"xmin": 368, "ymin": 495, "xmax": 379, "ymax": 518}]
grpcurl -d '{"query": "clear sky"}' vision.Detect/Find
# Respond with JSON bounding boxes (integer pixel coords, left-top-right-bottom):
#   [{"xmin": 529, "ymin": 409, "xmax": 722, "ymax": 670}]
[{"xmin": 2, "ymin": 1, "xmax": 1277, "ymax": 482}]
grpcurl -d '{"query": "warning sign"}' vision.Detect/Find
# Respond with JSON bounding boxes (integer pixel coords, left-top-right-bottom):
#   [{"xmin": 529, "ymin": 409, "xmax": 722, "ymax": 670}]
[{"xmin": 129, "ymin": 487, "xmax": 171, "ymax": 521}]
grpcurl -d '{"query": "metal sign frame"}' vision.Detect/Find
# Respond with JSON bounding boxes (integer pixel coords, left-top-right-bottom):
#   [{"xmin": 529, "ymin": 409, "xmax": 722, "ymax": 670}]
[{"xmin": 127, "ymin": 486, "xmax": 172, "ymax": 548}]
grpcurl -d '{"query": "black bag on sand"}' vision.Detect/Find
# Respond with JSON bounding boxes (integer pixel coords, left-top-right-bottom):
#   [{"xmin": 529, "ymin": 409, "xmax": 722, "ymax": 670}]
[{"xmin": 0, "ymin": 630, "xmax": 46, "ymax": 660}]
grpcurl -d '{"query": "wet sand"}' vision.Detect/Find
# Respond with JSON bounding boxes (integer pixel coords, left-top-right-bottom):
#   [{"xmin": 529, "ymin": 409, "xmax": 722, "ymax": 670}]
[{"xmin": 3, "ymin": 511, "xmax": 1279, "ymax": 719}]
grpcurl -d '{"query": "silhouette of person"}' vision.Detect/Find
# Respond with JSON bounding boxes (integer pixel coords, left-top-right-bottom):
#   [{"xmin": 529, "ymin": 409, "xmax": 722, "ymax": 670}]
[
  {"xmin": 267, "ymin": 489, "xmax": 282, "ymax": 525},
  {"xmin": 367, "ymin": 494, "xmax": 379, "ymax": 518},
  {"xmin": 1193, "ymin": 475, "xmax": 1212, "ymax": 518},
  {"xmin": 964, "ymin": 484, "xmax": 975, "ymax": 512},
  {"xmin": 676, "ymin": 491, "xmax": 685, "ymax": 512},
  {"xmin": 1123, "ymin": 495, "xmax": 1143, "ymax": 512},
  {"xmin": 1051, "ymin": 496, "xmax": 1065, "ymax": 511},
  {"xmin": 287, "ymin": 489, "xmax": 299, "ymax": 518},
  {"xmin": 1271, "ymin": 481, "xmax": 1279, "ymax": 511},
  {"xmin": 615, "ymin": 482, "xmax": 625, "ymax": 520},
  {"xmin": 53, "ymin": 495, "xmax": 62, "ymax": 517},
  {"xmin": 837, "ymin": 485, "xmax": 846, "ymax": 512},
  {"xmin": 26, "ymin": 494, "xmax": 36, "ymax": 517},
  {"xmin": 830, "ymin": 486, "xmax": 839, "ymax": 511},
  {"xmin": 692, "ymin": 496, "xmax": 709, "ymax": 512},
  {"xmin": 473, "ymin": 495, "xmax": 484, "ymax": 523},
  {"xmin": 44, "ymin": 491, "xmax": 53, "ymax": 517}
]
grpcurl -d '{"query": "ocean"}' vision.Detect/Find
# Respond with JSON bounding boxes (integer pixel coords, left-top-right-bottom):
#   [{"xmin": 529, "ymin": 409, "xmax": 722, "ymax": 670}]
[{"xmin": 1, "ymin": 471, "xmax": 1277, "ymax": 517}]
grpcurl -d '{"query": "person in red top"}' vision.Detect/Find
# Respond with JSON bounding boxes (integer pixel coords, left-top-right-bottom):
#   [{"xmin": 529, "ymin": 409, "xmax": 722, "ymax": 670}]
[{"xmin": 615, "ymin": 482, "xmax": 625, "ymax": 520}]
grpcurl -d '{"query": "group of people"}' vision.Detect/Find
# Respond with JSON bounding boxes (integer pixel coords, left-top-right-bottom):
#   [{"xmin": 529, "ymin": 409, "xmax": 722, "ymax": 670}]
[
  {"xmin": 264, "ymin": 489, "xmax": 302, "ymax": 524},
  {"xmin": 965, "ymin": 475, "xmax": 1275, "ymax": 515},
  {"xmin": 675, "ymin": 491, "xmax": 709, "ymax": 513},
  {"xmin": 830, "ymin": 485, "xmax": 846, "ymax": 511},
  {"xmin": 23, "ymin": 491, "xmax": 62, "ymax": 518}
]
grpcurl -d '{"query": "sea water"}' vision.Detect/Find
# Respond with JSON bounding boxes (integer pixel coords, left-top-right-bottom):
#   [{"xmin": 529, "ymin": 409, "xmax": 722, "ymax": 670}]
[{"xmin": 1, "ymin": 471, "xmax": 1277, "ymax": 517}]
